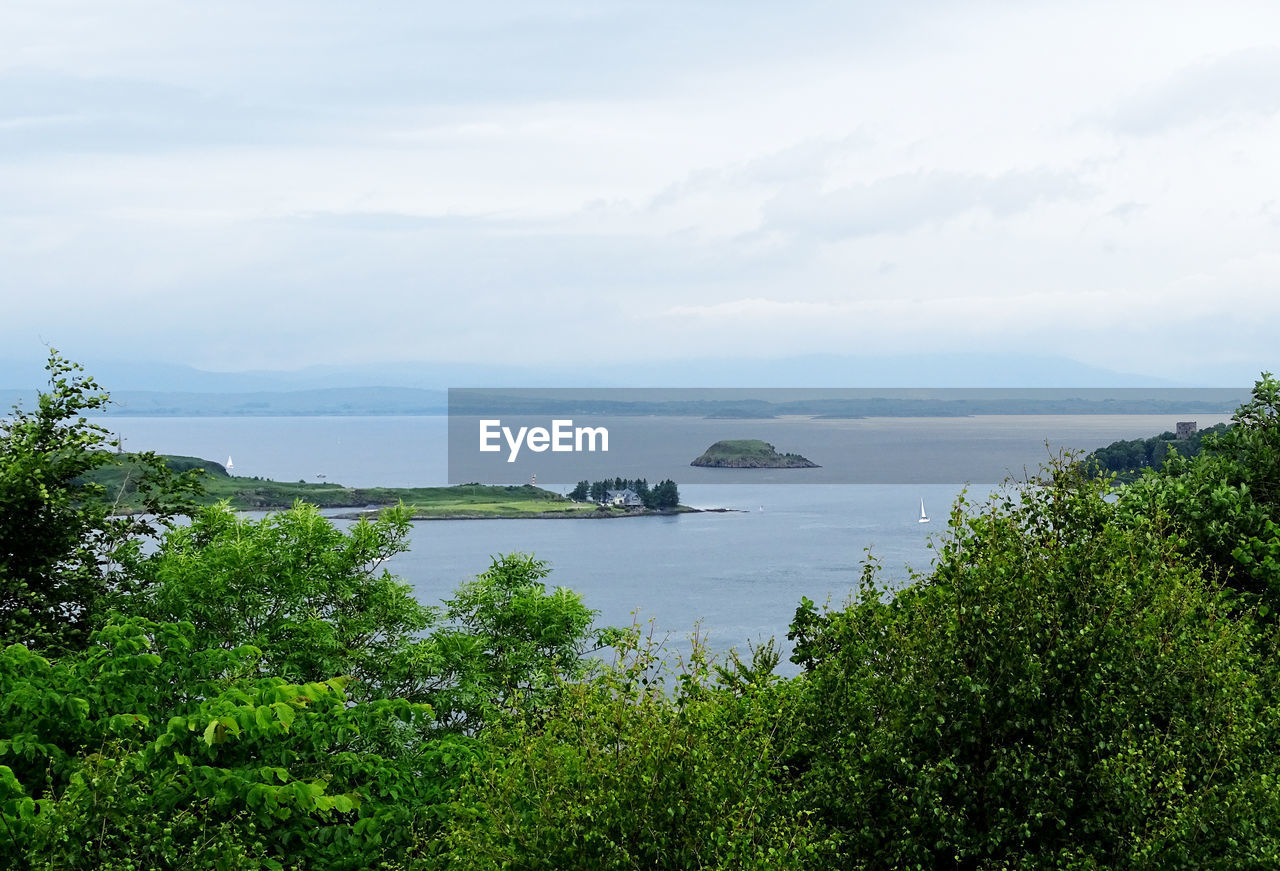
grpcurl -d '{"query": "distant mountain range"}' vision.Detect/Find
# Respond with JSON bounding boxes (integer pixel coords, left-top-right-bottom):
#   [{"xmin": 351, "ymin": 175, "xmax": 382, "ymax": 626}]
[
  {"xmin": 0, "ymin": 352, "xmax": 1258, "ymax": 417},
  {"xmin": 1, "ymin": 351, "xmax": 1227, "ymax": 390}
]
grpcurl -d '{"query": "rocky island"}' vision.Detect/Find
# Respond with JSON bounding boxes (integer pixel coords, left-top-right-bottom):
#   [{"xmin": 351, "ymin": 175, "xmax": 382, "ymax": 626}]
[{"xmin": 690, "ymin": 439, "xmax": 819, "ymax": 468}]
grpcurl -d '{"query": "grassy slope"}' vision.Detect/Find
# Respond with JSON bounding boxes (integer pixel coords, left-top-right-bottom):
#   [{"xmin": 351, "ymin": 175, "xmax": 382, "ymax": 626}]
[
  {"xmin": 82, "ymin": 454, "xmax": 672, "ymax": 517},
  {"xmin": 82, "ymin": 454, "xmax": 582, "ymax": 514}
]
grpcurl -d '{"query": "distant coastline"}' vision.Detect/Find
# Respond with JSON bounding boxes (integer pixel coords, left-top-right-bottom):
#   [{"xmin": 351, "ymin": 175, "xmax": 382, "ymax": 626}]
[{"xmin": 1, "ymin": 386, "xmax": 1244, "ymax": 418}]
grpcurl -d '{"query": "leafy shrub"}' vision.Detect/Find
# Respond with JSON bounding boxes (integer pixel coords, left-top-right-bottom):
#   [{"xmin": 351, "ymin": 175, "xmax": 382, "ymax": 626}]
[
  {"xmin": 432, "ymin": 629, "xmax": 816, "ymax": 870},
  {"xmin": 789, "ymin": 461, "xmax": 1280, "ymax": 869},
  {"xmin": 0, "ymin": 617, "xmax": 445, "ymax": 870}
]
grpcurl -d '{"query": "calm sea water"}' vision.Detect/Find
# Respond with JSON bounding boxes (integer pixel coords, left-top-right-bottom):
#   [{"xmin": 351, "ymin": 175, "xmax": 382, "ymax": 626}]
[{"xmin": 100, "ymin": 413, "xmax": 1231, "ymax": 671}]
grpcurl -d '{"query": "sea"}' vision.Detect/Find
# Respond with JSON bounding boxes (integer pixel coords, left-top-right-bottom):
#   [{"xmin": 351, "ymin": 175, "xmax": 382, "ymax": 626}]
[{"xmin": 99, "ymin": 413, "xmax": 1233, "ymax": 673}]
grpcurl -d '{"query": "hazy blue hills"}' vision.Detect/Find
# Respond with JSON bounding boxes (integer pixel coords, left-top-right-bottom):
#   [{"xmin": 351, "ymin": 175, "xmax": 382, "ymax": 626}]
[
  {"xmin": 0, "ymin": 351, "xmax": 1207, "ymax": 393},
  {"xmin": 0, "ymin": 351, "xmax": 1258, "ymax": 417}
]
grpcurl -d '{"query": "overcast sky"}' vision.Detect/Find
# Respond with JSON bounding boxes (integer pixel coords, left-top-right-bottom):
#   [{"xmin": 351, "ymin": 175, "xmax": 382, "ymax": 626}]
[{"xmin": 3, "ymin": 1, "xmax": 1279, "ymax": 382}]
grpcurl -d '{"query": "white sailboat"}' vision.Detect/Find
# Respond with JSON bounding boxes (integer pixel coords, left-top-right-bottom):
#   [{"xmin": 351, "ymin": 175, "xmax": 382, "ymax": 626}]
[
  {"xmin": 918, "ymin": 498, "xmax": 929, "ymax": 523},
  {"xmin": 226, "ymin": 456, "xmax": 234, "ymax": 473}
]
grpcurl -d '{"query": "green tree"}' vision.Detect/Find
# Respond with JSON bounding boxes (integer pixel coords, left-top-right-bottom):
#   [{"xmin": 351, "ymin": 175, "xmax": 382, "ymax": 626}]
[
  {"xmin": 0, "ymin": 351, "xmax": 199, "ymax": 654},
  {"xmin": 134, "ymin": 505, "xmax": 609, "ymax": 729},
  {"xmin": 1115, "ymin": 373, "xmax": 1280, "ymax": 603},
  {"xmin": 0, "ymin": 354, "xmax": 613, "ymax": 867},
  {"xmin": 135, "ymin": 501, "xmax": 439, "ymax": 703},
  {"xmin": 434, "ymin": 629, "xmax": 815, "ymax": 870},
  {"xmin": 789, "ymin": 460, "xmax": 1280, "ymax": 868},
  {"xmin": 430, "ymin": 553, "xmax": 609, "ymax": 731},
  {"xmin": 650, "ymin": 479, "xmax": 679, "ymax": 509},
  {"xmin": 570, "ymin": 480, "xmax": 589, "ymax": 501},
  {"xmin": 3, "ymin": 531, "xmax": 610, "ymax": 867}
]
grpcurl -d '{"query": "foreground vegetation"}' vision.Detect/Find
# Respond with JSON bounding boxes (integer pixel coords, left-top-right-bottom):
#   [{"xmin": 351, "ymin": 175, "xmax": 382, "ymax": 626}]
[{"xmin": 3, "ymin": 353, "xmax": 1280, "ymax": 868}]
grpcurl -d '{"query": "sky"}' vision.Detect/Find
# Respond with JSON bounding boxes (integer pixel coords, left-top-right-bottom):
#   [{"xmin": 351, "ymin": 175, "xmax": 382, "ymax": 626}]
[{"xmin": 2, "ymin": 0, "xmax": 1279, "ymax": 383}]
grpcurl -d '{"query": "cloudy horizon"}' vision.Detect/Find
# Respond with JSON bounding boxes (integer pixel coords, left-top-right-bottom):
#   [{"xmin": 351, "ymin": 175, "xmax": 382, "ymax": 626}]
[{"xmin": 3, "ymin": 1, "xmax": 1279, "ymax": 384}]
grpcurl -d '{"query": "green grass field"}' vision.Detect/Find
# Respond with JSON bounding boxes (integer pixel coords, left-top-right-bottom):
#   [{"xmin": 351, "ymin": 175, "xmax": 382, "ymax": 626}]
[
  {"xmin": 80, "ymin": 454, "xmax": 662, "ymax": 518},
  {"xmin": 379, "ymin": 499, "xmax": 605, "ymax": 519}
]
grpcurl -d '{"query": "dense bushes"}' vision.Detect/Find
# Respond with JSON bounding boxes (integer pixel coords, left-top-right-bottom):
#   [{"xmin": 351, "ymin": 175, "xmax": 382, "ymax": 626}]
[
  {"xmin": 1114, "ymin": 376, "xmax": 1280, "ymax": 603},
  {"xmin": 434, "ymin": 634, "xmax": 816, "ymax": 870},
  {"xmin": 4, "ymin": 357, "xmax": 1280, "ymax": 868},
  {"xmin": 0, "ymin": 619, "xmax": 440, "ymax": 869},
  {"xmin": 0, "ymin": 537, "xmax": 600, "ymax": 868},
  {"xmin": 789, "ymin": 466, "xmax": 1279, "ymax": 868}
]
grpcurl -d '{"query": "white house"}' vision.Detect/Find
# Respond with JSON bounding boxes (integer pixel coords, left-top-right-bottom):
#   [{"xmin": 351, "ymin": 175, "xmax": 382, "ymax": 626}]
[{"xmin": 603, "ymin": 488, "xmax": 644, "ymax": 508}]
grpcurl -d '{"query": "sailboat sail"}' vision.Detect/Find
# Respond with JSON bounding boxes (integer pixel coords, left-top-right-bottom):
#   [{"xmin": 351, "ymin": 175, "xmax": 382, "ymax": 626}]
[
  {"xmin": 226, "ymin": 456, "xmax": 234, "ymax": 473},
  {"xmin": 918, "ymin": 498, "xmax": 929, "ymax": 523}
]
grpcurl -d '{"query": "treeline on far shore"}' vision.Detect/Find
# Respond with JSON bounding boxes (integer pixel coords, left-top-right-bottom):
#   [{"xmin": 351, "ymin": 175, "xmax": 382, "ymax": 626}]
[{"xmin": 1083, "ymin": 421, "xmax": 1230, "ymax": 482}]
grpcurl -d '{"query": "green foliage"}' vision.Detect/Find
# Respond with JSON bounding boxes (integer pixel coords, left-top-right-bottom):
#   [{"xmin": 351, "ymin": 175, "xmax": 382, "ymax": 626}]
[
  {"xmin": 1, "ymin": 355, "xmax": 608, "ymax": 867},
  {"xmin": 1, "ymin": 516, "xmax": 606, "ymax": 867},
  {"xmin": 8, "ymin": 355, "xmax": 1280, "ymax": 867},
  {"xmin": 1115, "ymin": 373, "xmax": 1280, "ymax": 603},
  {"xmin": 430, "ymin": 553, "xmax": 607, "ymax": 731},
  {"xmin": 0, "ymin": 617, "xmax": 447, "ymax": 870},
  {"xmin": 136, "ymin": 505, "xmax": 608, "ymax": 729},
  {"xmin": 135, "ymin": 501, "xmax": 442, "ymax": 703},
  {"xmin": 789, "ymin": 461, "xmax": 1280, "ymax": 868},
  {"xmin": 432, "ymin": 627, "xmax": 816, "ymax": 870},
  {"xmin": 1083, "ymin": 423, "xmax": 1229, "ymax": 482},
  {"xmin": 650, "ymin": 479, "xmax": 680, "ymax": 509},
  {"xmin": 0, "ymin": 351, "xmax": 201, "ymax": 654},
  {"xmin": 577, "ymin": 477, "xmax": 667, "ymax": 509}
]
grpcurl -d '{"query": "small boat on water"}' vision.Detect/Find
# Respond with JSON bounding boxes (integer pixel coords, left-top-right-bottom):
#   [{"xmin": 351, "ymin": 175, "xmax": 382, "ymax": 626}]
[
  {"xmin": 226, "ymin": 456, "xmax": 234, "ymax": 473},
  {"xmin": 918, "ymin": 498, "xmax": 929, "ymax": 523}
]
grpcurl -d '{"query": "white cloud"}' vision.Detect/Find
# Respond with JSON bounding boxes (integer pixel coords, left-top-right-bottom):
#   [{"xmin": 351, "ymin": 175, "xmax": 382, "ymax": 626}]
[
  {"xmin": 2, "ymin": 0, "xmax": 1280, "ymax": 379},
  {"xmin": 1104, "ymin": 46, "xmax": 1280, "ymax": 135},
  {"xmin": 761, "ymin": 170, "xmax": 1092, "ymax": 240}
]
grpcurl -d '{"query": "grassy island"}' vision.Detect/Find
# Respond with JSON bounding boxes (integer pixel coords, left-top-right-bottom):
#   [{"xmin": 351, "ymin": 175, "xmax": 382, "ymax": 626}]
[
  {"xmin": 83, "ymin": 454, "xmax": 695, "ymax": 519},
  {"xmin": 690, "ymin": 439, "xmax": 819, "ymax": 468}
]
